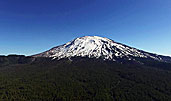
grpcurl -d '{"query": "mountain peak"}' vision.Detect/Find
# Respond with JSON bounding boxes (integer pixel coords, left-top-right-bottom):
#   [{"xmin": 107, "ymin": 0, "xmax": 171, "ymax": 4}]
[
  {"xmin": 74, "ymin": 36, "xmax": 113, "ymax": 43},
  {"xmin": 78, "ymin": 36, "xmax": 110, "ymax": 40},
  {"xmin": 33, "ymin": 36, "xmax": 170, "ymax": 63}
]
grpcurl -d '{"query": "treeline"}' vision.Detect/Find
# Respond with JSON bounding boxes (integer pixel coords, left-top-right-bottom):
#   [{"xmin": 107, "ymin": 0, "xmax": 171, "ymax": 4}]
[{"xmin": 0, "ymin": 55, "xmax": 33, "ymax": 66}]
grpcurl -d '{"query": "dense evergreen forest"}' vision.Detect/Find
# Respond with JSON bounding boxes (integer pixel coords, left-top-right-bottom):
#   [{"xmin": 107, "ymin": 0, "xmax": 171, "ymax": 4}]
[{"xmin": 0, "ymin": 55, "xmax": 171, "ymax": 100}]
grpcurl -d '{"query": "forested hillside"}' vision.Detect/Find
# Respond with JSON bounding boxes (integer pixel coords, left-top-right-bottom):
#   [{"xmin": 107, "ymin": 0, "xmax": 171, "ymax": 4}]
[{"xmin": 0, "ymin": 56, "xmax": 170, "ymax": 100}]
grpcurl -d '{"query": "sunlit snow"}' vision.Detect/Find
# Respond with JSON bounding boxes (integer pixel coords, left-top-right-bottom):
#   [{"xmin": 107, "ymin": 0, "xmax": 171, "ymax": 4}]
[{"xmin": 34, "ymin": 36, "xmax": 163, "ymax": 61}]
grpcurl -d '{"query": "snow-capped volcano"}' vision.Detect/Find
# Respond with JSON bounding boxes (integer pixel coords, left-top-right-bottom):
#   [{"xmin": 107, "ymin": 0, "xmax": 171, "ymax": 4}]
[{"xmin": 33, "ymin": 36, "xmax": 171, "ymax": 62}]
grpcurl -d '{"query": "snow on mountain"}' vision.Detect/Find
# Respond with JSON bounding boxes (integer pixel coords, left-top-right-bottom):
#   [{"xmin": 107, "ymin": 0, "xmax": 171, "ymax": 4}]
[{"xmin": 33, "ymin": 36, "xmax": 169, "ymax": 62}]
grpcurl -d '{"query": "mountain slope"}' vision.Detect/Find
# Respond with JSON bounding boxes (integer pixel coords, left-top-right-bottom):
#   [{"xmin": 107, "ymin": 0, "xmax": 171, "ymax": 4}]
[
  {"xmin": 0, "ymin": 57, "xmax": 171, "ymax": 100},
  {"xmin": 0, "ymin": 36, "xmax": 170, "ymax": 100},
  {"xmin": 33, "ymin": 36, "xmax": 171, "ymax": 63}
]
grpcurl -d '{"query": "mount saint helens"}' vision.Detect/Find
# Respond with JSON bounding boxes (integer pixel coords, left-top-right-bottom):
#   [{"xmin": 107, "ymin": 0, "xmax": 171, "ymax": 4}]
[
  {"xmin": 0, "ymin": 36, "xmax": 171, "ymax": 100},
  {"xmin": 33, "ymin": 36, "xmax": 171, "ymax": 63}
]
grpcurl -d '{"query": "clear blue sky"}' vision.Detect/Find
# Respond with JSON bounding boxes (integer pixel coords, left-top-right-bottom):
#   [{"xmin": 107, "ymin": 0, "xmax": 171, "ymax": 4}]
[{"xmin": 0, "ymin": 0, "xmax": 171, "ymax": 56}]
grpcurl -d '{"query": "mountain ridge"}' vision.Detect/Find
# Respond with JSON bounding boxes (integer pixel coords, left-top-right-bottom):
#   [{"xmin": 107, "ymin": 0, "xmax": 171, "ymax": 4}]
[{"xmin": 33, "ymin": 36, "xmax": 171, "ymax": 63}]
